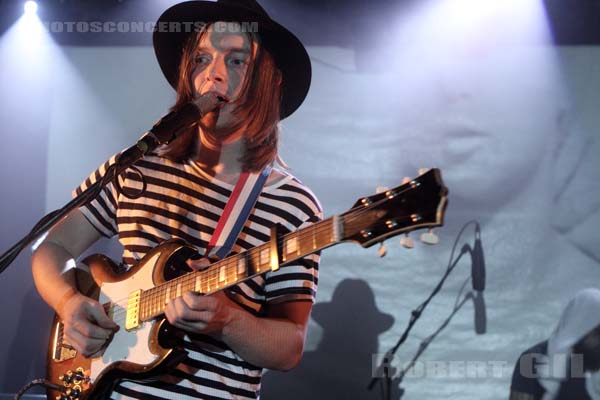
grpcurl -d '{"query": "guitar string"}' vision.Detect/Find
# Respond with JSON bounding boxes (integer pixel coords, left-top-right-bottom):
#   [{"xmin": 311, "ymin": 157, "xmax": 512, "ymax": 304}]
[
  {"xmin": 103, "ymin": 217, "xmax": 333, "ymax": 309},
  {"xmin": 95, "ymin": 182, "xmax": 434, "ymax": 322},
  {"xmin": 106, "ymin": 205, "xmax": 422, "ymax": 323},
  {"xmin": 104, "ymin": 208, "xmax": 418, "ymax": 324},
  {"xmin": 137, "ymin": 221, "xmax": 339, "ymax": 320},
  {"xmin": 106, "ymin": 221, "xmax": 336, "ymax": 321},
  {"xmin": 104, "ymin": 200, "xmax": 429, "ymax": 323}
]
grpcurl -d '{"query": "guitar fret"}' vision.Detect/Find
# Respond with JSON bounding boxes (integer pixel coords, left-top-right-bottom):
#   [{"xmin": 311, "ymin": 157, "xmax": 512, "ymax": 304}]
[
  {"xmin": 259, "ymin": 247, "xmax": 269, "ymax": 267},
  {"xmin": 150, "ymin": 288, "xmax": 160, "ymax": 315},
  {"xmin": 237, "ymin": 256, "xmax": 246, "ymax": 277},
  {"xmin": 147, "ymin": 290, "xmax": 152, "ymax": 318},
  {"xmin": 227, "ymin": 261, "xmax": 236, "ymax": 282},
  {"xmin": 150, "ymin": 290, "xmax": 155, "ymax": 319},
  {"xmin": 219, "ymin": 265, "xmax": 226, "ymax": 284},
  {"xmin": 203, "ymin": 271, "xmax": 210, "ymax": 293},
  {"xmin": 142, "ymin": 290, "xmax": 147, "ymax": 321},
  {"xmin": 195, "ymin": 274, "xmax": 201, "ymax": 292},
  {"xmin": 156, "ymin": 287, "xmax": 162, "ymax": 315}
]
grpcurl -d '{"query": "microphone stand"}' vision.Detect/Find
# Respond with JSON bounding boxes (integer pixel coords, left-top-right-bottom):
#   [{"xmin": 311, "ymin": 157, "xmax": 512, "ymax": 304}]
[
  {"xmin": 368, "ymin": 220, "xmax": 484, "ymax": 400},
  {"xmin": 0, "ymin": 131, "xmax": 163, "ymax": 275},
  {"xmin": 367, "ymin": 248, "xmax": 469, "ymax": 400}
]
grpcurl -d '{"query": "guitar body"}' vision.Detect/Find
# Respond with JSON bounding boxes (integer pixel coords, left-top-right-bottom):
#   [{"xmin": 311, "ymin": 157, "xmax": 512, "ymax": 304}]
[{"xmin": 47, "ymin": 240, "xmax": 195, "ymax": 400}]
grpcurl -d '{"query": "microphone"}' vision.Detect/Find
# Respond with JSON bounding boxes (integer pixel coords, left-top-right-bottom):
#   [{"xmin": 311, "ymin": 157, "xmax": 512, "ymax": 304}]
[
  {"xmin": 471, "ymin": 224, "xmax": 486, "ymax": 292},
  {"xmin": 467, "ymin": 223, "xmax": 486, "ymax": 334},
  {"xmin": 118, "ymin": 93, "xmax": 225, "ymax": 164},
  {"xmin": 473, "ymin": 291, "xmax": 487, "ymax": 334}
]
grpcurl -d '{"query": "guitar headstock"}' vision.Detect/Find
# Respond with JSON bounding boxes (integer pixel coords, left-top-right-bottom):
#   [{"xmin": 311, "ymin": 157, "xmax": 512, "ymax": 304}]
[{"xmin": 341, "ymin": 168, "xmax": 448, "ymax": 248}]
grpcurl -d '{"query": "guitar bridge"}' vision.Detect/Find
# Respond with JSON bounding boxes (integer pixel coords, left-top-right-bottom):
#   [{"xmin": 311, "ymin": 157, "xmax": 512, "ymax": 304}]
[{"xmin": 51, "ymin": 321, "xmax": 77, "ymax": 362}]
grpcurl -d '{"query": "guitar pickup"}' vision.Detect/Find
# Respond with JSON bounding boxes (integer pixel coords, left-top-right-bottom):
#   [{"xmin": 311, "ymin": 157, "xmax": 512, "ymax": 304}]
[{"xmin": 125, "ymin": 289, "xmax": 142, "ymax": 331}]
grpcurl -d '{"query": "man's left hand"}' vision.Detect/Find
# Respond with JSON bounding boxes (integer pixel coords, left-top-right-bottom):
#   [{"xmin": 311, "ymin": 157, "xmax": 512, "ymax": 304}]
[{"xmin": 164, "ymin": 291, "xmax": 238, "ymax": 335}]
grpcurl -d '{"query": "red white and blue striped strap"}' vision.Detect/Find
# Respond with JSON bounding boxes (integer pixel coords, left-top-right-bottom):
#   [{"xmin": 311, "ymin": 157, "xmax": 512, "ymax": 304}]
[{"xmin": 206, "ymin": 165, "xmax": 272, "ymax": 259}]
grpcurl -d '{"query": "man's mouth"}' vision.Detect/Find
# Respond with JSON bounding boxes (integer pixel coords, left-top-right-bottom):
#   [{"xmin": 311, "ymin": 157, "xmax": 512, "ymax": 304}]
[{"xmin": 202, "ymin": 88, "xmax": 230, "ymax": 103}]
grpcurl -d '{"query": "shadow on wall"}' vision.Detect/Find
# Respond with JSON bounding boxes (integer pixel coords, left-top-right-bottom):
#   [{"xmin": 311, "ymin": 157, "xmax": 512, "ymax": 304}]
[{"xmin": 261, "ymin": 278, "xmax": 402, "ymax": 400}]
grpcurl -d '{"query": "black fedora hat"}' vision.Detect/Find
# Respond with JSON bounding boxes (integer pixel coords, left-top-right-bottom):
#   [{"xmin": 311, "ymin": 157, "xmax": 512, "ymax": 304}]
[{"xmin": 153, "ymin": 0, "xmax": 312, "ymax": 120}]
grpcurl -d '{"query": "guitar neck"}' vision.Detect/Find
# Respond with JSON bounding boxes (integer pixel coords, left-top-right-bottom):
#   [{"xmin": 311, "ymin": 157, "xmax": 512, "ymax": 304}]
[{"xmin": 137, "ymin": 216, "xmax": 341, "ymax": 321}]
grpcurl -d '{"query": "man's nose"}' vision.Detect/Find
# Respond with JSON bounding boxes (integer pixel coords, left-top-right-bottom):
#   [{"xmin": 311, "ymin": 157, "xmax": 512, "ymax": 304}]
[{"xmin": 206, "ymin": 59, "xmax": 225, "ymax": 82}]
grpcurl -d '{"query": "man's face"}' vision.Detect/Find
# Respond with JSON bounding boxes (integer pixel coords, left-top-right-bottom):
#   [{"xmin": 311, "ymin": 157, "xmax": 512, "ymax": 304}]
[{"xmin": 191, "ymin": 23, "xmax": 252, "ymax": 104}]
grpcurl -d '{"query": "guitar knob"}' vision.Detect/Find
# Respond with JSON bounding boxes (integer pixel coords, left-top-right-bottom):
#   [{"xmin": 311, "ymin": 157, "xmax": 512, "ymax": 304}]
[
  {"xmin": 400, "ymin": 234, "xmax": 414, "ymax": 249},
  {"xmin": 72, "ymin": 370, "xmax": 84, "ymax": 384},
  {"xmin": 418, "ymin": 168, "xmax": 430, "ymax": 176},
  {"xmin": 68, "ymin": 386, "xmax": 82, "ymax": 399},
  {"xmin": 401, "ymin": 177, "xmax": 411, "ymax": 184},
  {"xmin": 376, "ymin": 186, "xmax": 389, "ymax": 194},
  {"xmin": 420, "ymin": 229, "xmax": 439, "ymax": 245},
  {"xmin": 61, "ymin": 372, "xmax": 74, "ymax": 384},
  {"xmin": 378, "ymin": 242, "xmax": 387, "ymax": 258}
]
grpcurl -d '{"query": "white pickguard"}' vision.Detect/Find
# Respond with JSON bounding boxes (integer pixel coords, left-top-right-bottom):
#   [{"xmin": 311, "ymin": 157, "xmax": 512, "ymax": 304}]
[{"xmin": 90, "ymin": 253, "xmax": 162, "ymax": 381}]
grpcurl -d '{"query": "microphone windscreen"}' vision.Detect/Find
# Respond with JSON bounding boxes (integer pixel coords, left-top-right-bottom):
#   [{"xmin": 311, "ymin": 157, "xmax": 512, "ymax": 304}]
[
  {"xmin": 473, "ymin": 292, "xmax": 487, "ymax": 334},
  {"xmin": 472, "ymin": 237, "xmax": 486, "ymax": 292}
]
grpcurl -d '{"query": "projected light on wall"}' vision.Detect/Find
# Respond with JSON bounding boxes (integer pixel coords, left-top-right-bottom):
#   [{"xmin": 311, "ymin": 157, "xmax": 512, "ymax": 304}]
[
  {"xmin": 367, "ymin": 0, "xmax": 566, "ymax": 216},
  {"xmin": 386, "ymin": 0, "xmax": 554, "ymax": 68}
]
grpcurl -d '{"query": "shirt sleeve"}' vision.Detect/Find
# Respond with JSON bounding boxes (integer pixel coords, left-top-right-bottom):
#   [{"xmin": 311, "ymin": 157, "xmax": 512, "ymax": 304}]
[{"xmin": 71, "ymin": 154, "xmax": 120, "ymax": 238}]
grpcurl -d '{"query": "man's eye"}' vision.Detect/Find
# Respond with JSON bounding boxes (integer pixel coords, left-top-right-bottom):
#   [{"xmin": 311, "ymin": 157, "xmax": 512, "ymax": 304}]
[
  {"xmin": 228, "ymin": 58, "xmax": 247, "ymax": 66},
  {"xmin": 195, "ymin": 56, "xmax": 210, "ymax": 64}
]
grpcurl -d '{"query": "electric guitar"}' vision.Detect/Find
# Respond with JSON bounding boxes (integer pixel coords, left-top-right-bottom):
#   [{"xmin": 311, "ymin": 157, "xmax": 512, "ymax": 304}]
[{"xmin": 46, "ymin": 168, "xmax": 448, "ymax": 400}]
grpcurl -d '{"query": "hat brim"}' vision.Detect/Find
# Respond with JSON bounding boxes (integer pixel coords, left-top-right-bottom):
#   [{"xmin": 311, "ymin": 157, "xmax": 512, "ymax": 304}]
[
  {"xmin": 312, "ymin": 302, "xmax": 395, "ymax": 334},
  {"xmin": 153, "ymin": 1, "xmax": 311, "ymax": 119}
]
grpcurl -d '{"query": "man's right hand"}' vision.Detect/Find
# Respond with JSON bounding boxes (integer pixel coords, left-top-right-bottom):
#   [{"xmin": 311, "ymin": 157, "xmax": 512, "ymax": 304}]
[{"xmin": 59, "ymin": 294, "xmax": 119, "ymax": 358}]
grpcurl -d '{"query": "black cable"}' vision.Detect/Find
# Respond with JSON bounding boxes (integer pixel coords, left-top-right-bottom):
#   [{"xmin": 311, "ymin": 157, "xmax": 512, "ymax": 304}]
[
  {"xmin": 14, "ymin": 378, "xmax": 66, "ymax": 400},
  {"xmin": 395, "ymin": 294, "xmax": 470, "ymax": 384}
]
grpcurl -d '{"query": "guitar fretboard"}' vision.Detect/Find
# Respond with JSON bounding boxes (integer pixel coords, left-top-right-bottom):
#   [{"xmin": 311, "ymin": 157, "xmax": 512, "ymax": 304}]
[{"xmin": 137, "ymin": 217, "xmax": 339, "ymax": 321}]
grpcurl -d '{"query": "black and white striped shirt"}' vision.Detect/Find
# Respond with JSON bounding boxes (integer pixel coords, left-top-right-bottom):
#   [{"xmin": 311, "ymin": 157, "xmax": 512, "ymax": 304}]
[{"xmin": 74, "ymin": 154, "xmax": 322, "ymax": 399}]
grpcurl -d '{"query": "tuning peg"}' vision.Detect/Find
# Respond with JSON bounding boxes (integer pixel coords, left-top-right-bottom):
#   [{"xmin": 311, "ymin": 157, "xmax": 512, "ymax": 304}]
[
  {"xmin": 402, "ymin": 177, "xmax": 411, "ymax": 184},
  {"xmin": 418, "ymin": 168, "xmax": 430, "ymax": 176},
  {"xmin": 420, "ymin": 229, "xmax": 439, "ymax": 245},
  {"xmin": 376, "ymin": 186, "xmax": 389, "ymax": 194},
  {"xmin": 378, "ymin": 242, "xmax": 387, "ymax": 258},
  {"xmin": 400, "ymin": 233, "xmax": 414, "ymax": 249}
]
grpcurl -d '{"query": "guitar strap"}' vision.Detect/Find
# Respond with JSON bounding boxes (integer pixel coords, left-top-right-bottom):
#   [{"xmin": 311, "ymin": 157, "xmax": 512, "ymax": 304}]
[{"xmin": 205, "ymin": 165, "xmax": 272, "ymax": 260}]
